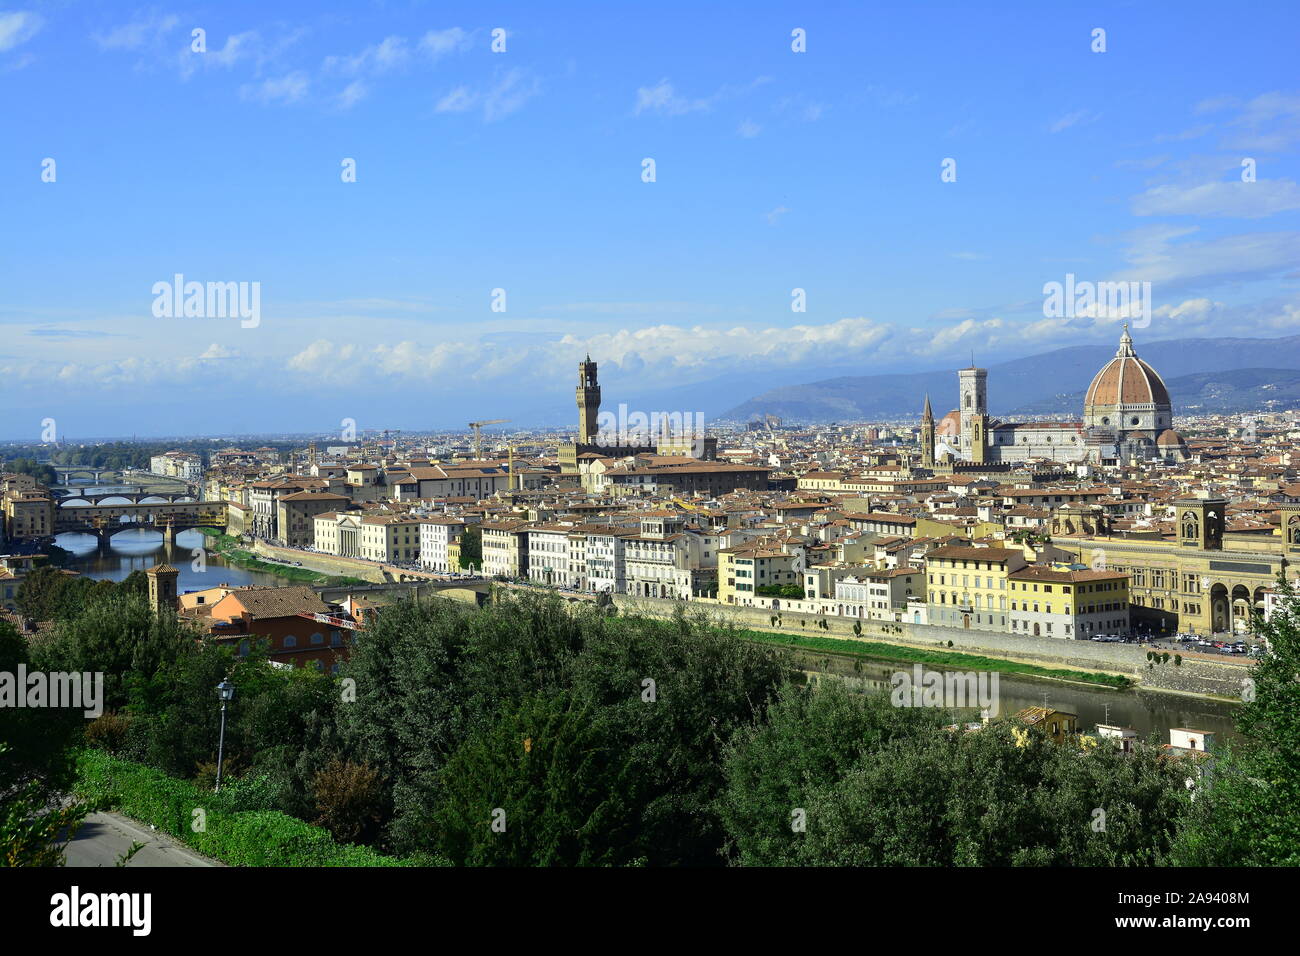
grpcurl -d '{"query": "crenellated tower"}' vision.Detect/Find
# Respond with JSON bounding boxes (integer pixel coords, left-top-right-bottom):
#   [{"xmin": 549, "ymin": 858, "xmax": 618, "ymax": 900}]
[{"xmin": 576, "ymin": 356, "xmax": 601, "ymax": 444}]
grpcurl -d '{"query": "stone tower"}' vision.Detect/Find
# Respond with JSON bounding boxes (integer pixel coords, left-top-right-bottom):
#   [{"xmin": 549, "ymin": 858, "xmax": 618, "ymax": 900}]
[
  {"xmin": 1281, "ymin": 505, "xmax": 1300, "ymax": 558},
  {"xmin": 920, "ymin": 394, "xmax": 935, "ymax": 469},
  {"xmin": 958, "ymin": 366, "xmax": 988, "ymax": 464},
  {"xmin": 576, "ymin": 356, "xmax": 601, "ymax": 444},
  {"xmin": 146, "ymin": 563, "xmax": 179, "ymax": 615},
  {"xmin": 1176, "ymin": 497, "xmax": 1225, "ymax": 551}
]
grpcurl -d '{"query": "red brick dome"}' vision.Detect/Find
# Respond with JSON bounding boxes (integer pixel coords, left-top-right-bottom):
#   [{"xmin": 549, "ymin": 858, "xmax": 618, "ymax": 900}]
[{"xmin": 1084, "ymin": 326, "xmax": 1171, "ymax": 408}]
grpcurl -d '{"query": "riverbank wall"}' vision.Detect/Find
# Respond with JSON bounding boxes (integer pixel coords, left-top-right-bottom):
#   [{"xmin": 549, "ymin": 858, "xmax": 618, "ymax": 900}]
[
  {"xmin": 607, "ymin": 594, "xmax": 1250, "ymax": 700},
  {"xmin": 250, "ymin": 540, "xmax": 389, "ymax": 584}
]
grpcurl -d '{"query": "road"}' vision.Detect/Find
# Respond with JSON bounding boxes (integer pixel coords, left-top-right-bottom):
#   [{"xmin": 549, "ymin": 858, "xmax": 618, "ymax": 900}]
[{"xmin": 63, "ymin": 811, "xmax": 219, "ymax": 868}]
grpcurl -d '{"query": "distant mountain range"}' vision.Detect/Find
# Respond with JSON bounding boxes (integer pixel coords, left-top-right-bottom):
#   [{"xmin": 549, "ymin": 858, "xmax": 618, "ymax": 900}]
[
  {"xmin": 1011, "ymin": 368, "xmax": 1300, "ymax": 416},
  {"xmin": 722, "ymin": 334, "xmax": 1300, "ymax": 423}
]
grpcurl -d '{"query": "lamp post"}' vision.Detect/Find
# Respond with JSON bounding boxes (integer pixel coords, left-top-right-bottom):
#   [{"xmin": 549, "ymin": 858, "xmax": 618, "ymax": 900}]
[{"xmin": 215, "ymin": 680, "xmax": 235, "ymax": 792}]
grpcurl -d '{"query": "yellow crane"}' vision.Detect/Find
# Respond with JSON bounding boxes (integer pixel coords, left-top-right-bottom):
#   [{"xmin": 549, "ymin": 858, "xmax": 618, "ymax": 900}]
[{"xmin": 468, "ymin": 419, "xmax": 509, "ymax": 460}]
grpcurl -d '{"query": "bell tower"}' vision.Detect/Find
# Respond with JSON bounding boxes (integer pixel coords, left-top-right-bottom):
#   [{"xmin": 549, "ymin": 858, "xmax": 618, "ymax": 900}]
[
  {"xmin": 1280, "ymin": 505, "xmax": 1300, "ymax": 557},
  {"xmin": 958, "ymin": 366, "xmax": 988, "ymax": 464},
  {"xmin": 146, "ymin": 563, "xmax": 179, "ymax": 616},
  {"xmin": 576, "ymin": 356, "xmax": 601, "ymax": 444},
  {"xmin": 1177, "ymin": 497, "xmax": 1225, "ymax": 551},
  {"xmin": 920, "ymin": 394, "xmax": 935, "ymax": 468}
]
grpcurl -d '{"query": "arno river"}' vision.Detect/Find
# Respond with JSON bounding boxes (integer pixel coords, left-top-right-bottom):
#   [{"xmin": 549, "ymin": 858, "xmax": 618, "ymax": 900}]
[
  {"xmin": 55, "ymin": 528, "xmax": 284, "ymax": 591},
  {"xmin": 794, "ymin": 651, "xmax": 1241, "ymax": 742}
]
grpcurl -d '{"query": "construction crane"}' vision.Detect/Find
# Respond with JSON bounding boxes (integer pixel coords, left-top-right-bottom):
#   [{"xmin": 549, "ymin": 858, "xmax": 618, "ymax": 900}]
[{"xmin": 468, "ymin": 419, "xmax": 509, "ymax": 460}]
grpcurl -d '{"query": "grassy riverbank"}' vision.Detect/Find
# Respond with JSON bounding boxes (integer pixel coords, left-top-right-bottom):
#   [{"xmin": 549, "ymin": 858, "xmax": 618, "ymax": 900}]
[
  {"xmin": 728, "ymin": 626, "xmax": 1134, "ymax": 689},
  {"xmin": 198, "ymin": 530, "xmax": 367, "ymax": 587}
]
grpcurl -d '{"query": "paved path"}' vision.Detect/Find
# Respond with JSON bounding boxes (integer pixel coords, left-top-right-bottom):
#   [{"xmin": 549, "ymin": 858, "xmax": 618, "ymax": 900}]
[{"xmin": 63, "ymin": 811, "xmax": 219, "ymax": 868}]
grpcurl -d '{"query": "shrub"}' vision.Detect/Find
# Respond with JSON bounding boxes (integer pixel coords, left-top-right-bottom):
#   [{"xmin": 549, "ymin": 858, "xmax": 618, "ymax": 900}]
[
  {"xmin": 72, "ymin": 750, "xmax": 422, "ymax": 867},
  {"xmin": 84, "ymin": 713, "xmax": 133, "ymax": 754},
  {"xmin": 312, "ymin": 759, "xmax": 386, "ymax": 845}
]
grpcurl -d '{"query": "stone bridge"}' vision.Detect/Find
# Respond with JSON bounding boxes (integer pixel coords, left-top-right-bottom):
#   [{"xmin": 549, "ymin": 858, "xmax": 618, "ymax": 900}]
[
  {"xmin": 56, "ymin": 490, "xmax": 196, "ymax": 506},
  {"xmin": 55, "ymin": 500, "xmax": 227, "ymax": 548},
  {"xmin": 54, "ymin": 469, "xmax": 116, "ymax": 484}
]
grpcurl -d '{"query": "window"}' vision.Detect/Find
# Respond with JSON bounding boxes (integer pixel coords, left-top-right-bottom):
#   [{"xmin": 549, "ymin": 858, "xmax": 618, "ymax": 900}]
[{"xmin": 284, "ymin": 635, "xmax": 298, "ymax": 648}]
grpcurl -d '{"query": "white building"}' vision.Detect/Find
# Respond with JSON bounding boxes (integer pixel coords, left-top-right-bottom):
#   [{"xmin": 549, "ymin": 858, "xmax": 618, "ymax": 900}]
[
  {"xmin": 150, "ymin": 451, "xmax": 204, "ymax": 482},
  {"xmin": 582, "ymin": 526, "xmax": 629, "ymax": 594},
  {"xmin": 527, "ymin": 524, "xmax": 575, "ymax": 587},
  {"xmin": 419, "ymin": 517, "xmax": 466, "ymax": 573}
]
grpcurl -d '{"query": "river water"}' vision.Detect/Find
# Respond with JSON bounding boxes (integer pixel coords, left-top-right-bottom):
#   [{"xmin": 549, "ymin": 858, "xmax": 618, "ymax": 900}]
[
  {"xmin": 793, "ymin": 650, "xmax": 1241, "ymax": 743},
  {"xmin": 55, "ymin": 528, "xmax": 285, "ymax": 591}
]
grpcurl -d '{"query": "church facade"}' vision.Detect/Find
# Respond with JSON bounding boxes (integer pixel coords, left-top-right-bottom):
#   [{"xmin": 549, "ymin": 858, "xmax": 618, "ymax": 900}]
[{"xmin": 921, "ymin": 326, "xmax": 1188, "ymax": 467}]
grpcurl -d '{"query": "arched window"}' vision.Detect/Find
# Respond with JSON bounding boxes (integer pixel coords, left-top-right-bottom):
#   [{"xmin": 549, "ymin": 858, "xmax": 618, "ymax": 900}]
[
  {"xmin": 311, "ymin": 632, "xmax": 324, "ymax": 645},
  {"xmin": 284, "ymin": 635, "xmax": 298, "ymax": 648}
]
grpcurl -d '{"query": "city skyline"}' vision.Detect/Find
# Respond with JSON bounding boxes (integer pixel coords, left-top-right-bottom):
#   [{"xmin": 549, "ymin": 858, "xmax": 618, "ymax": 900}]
[{"xmin": 3, "ymin": 1, "xmax": 1299, "ymax": 436}]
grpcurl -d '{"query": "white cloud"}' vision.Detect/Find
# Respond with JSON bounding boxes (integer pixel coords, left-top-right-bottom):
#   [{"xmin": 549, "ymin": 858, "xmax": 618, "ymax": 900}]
[
  {"xmin": 635, "ymin": 79, "xmax": 708, "ymax": 116},
  {"xmin": 1133, "ymin": 179, "xmax": 1300, "ymax": 219},
  {"xmin": 765, "ymin": 205, "xmax": 790, "ymax": 225},
  {"xmin": 419, "ymin": 27, "xmax": 471, "ymax": 59},
  {"xmin": 240, "ymin": 71, "xmax": 309, "ymax": 105},
  {"xmin": 483, "ymin": 69, "xmax": 540, "ymax": 122},
  {"xmin": 0, "ymin": 10, "xmax": 41, "ymax": 52},
  {"xmin": 323, "ymin": 35, "xmax": 410, "ymax": 76},
  {"xmin": 337, "ymin": 80, "xmax": 368, "ymax": 109},
  {"xmin": 738, "ymin": 119, "xmax": 761, "ymax": 138},
  {"xmin": 1194, "ymin": 91, "xmax": 1300, "ymax": 151},
  {"xmin": 1112, "ymin": 225, "xmax": 1300, "ymax": 291},
  {"xmin": 435, "ymin": 70, "xmax": 540, "ymax": 121},
  {"xmin": 635, "ymin": 76, "xmax": 769, "ymax": 117},
  {"xmin": 435, "ymin": 84, "xmax": 475, "ymax": 113},
  {"xmin": 92, "ymin": 13, "xmax": 177, "ymax": 51},
  {"xmin": 862, "ymin": 84, "xmax": 917, "ymax": 108},
  {"xmin": 1048, "ymin": 109, "xmax": 1100, "ymax": 133},
  {"xmin": 199, "ymin": 343, "xmax": 240, "ymax": 359}
]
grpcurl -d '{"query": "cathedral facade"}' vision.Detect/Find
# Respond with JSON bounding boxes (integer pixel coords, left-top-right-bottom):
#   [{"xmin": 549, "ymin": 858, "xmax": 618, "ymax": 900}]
[{"xmin": 921, "ymin": 326, "xmax": 1188, "ymax": 467}]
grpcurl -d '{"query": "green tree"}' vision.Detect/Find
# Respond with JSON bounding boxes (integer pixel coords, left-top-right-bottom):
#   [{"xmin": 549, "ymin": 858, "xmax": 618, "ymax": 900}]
[
  {"xmin": 0, "ymin": 620, "xmax": 89, "ymax": 866},
  {"xmin": 1172, "ymin": 583, "xmax": 1300, "ymax": 864},
  {"xmin": 434, "ymin": 691, "xmax": 640, "ymax": 865},
  {"xmin": 722, "ymin": 681, "xmax": 1186, "ymax": 866},
  {"xmin": 457, "ymin": 526, "xmax": 482, "ymax": 572}
]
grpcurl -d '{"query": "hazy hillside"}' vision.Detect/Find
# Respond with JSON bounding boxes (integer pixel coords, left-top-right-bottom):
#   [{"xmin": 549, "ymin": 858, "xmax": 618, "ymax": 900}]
[
  {"xmin": 722, "ymin": 334, "xmax": 1300, "ymax": 422},
  {"xmin": 1011, "ymin": 368, "xmax": 1300, "ymax": 416}
]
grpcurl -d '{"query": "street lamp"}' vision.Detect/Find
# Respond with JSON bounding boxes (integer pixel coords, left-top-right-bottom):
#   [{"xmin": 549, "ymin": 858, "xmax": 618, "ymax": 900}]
[{"xmin": 215, "ymin": 680, "xmax": 235, "ymax": 792}]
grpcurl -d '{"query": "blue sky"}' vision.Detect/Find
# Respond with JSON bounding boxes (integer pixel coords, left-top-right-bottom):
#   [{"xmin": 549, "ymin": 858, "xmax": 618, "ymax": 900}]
[{"xmin": 2, "ymin": 0, "xmax": 1299, "ymax": 438}]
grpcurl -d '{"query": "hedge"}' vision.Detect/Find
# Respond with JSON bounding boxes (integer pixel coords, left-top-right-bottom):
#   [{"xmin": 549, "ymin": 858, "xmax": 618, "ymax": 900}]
[{"xmin": 72, "ymin": 750, "xmax": 416, "ymax": 867}]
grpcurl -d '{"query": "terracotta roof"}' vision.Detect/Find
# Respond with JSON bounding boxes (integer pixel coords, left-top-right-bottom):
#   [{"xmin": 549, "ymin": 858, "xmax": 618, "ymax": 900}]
[
  {"xmin": 221, "ymin": 586, "xmax": 331, "ymax": 619},
  {"xmin": 1084, "ymin": 328, "xmax": 1171, "ymax": 408}
]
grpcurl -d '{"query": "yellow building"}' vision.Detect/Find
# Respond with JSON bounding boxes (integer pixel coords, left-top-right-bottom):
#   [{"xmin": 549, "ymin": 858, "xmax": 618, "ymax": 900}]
[
  {"xmin": 1016, "ymin": 707, "xmax": 1078, "ymax": 744},
  {"xmin": 3, "ymin": 491, "xmax": 54, "ymax": 540},
  {"xmin": 1007, "ymin": 565, "xmax": 1129, "ymax": 639},
  {"xmin": 1053, "ymin": 497, "xmax": 1297, "ymax": 636},
  {"xmin": 925, "ymin": 544, "xmax": 1026, "ymax": 631}
]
